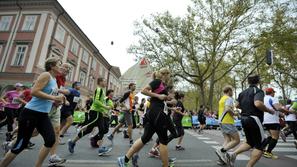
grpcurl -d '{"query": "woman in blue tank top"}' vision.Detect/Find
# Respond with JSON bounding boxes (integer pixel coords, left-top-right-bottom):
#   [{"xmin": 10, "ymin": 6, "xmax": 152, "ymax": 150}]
[{"xmin": 0, "ymin": 57, "xmax": 65, "ymax": 167}]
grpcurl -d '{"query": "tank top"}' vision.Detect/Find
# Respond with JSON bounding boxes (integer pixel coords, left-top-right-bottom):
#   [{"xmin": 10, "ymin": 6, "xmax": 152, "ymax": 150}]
[
  {"xmin": 25, "ymin": 74, "xmax": 58, "ymax": 113},
  {"xmin": 218, "ymin": 95, "xmax": 234, "ymax": 124}
]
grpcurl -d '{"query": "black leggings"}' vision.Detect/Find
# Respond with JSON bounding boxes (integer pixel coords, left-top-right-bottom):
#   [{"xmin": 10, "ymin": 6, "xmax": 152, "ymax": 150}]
[
  {"xmin": 11, "ymin": 108, "xmax": 55, "ymax": 154},
  {"xmin": 93, "ymin": 117, "xmax": 110, "ymax": 141},
  {"xmin": 0, "ymin": 107, "xmax": 17, "ymax": 132},
  {"xmin": 78, "ymin": 110, "xmax": 105, "ymax": 139},
  {"xmin": 285, "ymin": 121, "xmax": 297, "ymax": 139},
  {"xmin": 141, "ymin": 104, "xmax": 171, "ymax": 145},
  {"xmin": 156, "ymin": 116, "xmax": 177, "ymax": 145}
]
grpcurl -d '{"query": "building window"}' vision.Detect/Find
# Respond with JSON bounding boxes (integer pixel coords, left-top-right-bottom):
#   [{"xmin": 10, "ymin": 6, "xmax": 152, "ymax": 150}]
[
  {"xmin": 0, "ymin": 16, "xmax": 12, "ymax": 31},
  {"xmin": 66, "ymin": 63, "xmax": 74, "ymax": 81},
  {"xmin": 82, "ymin": 49, "xmax": 89, "ymax": 64},
  {"xmin": 54, "ymin": 24, "xmax": 65, "ymax": 44},
  {"xmin": 22, "ymin": 15, "xmax": 37, "ymax": 31},
  {"xmin": 88, "ymin": 76, "xmax": 94, "ymax": 89},
  {"xmin": 91, "ymin": 59, "xmax": 97, "ymax": 69},
  {"xmin": 79, "ymin": 71, "xmax": 86, "ymax": 86},
  {"xmin": 11, "ymin": 45, "xmax": 28, "ymax": 66},
  {"xmin": 70, "ymin": 39, "xmax": 79, "ymax": 55}
]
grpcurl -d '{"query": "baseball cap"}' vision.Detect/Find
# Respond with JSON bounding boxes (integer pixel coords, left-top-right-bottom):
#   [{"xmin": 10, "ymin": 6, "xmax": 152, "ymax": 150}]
[
  {"xmin": 15, "ymin": 83, "xmax": 23, "ymax": 87},
  {"xmin": 266, "ymin": 88, "xmax": 275, "ymax": 94}
]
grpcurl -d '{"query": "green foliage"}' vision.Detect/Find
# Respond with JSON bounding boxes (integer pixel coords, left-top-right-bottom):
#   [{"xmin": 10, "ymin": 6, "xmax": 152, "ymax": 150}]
[{"xmin": 129, "ymin": 0, "xmax": 296, "ymax": 109}]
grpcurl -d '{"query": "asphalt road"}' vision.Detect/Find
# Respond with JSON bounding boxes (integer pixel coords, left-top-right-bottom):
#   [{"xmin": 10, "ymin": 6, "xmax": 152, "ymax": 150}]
[{"xmin": 0, "ymin": 127, "xmax": 296, "ymax": 167}]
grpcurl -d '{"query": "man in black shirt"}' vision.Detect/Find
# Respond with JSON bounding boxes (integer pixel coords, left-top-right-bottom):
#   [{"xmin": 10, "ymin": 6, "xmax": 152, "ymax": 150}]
[{"xmin": 226, "ymin": 74, "xmax": 274, "ymax": 167}]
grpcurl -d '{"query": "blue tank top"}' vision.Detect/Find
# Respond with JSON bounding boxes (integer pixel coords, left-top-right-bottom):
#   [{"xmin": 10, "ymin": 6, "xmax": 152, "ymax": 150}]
[{"xmin": 25, "ymin": 75, "xmax": 58, "ymax": 113}]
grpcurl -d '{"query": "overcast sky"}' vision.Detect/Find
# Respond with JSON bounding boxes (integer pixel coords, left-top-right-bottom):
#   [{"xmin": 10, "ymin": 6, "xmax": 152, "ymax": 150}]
[{"xmin": 57, "ymin": 0, "xmax": 191, "ymax": 74}]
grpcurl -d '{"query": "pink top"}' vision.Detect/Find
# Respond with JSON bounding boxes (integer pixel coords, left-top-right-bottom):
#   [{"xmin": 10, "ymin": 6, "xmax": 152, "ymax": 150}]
[{"xmin": 4, "ymin": 90, "xmax": 21, "ymax": 109}]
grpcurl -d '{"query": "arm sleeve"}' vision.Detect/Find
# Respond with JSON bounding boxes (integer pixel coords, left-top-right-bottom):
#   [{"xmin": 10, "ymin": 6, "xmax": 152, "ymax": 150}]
[
  {"xmin": 254, "ymin": 90, "xmax": 264, "ymax": 102},
  {"xmin": 119, "ymin": 92, "xmax": 130, "ymax": 103},
  {"xmin": 225, "ymin": 97, "xmax": 234, "ymax": 107}
]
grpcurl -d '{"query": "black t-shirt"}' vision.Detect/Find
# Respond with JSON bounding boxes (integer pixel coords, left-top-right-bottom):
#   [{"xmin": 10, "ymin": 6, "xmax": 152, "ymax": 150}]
[
  {"xmin": 149, "ymin": 79, "xmax": 168, "ymax": 105},
  {"xmin": 173, "ymin": 100, "xmax": 185, "ymax": 122},
  {"xmin": 238, "ymin": 85, "xmax": 265, "ymax": 122},
  {"xmin": 198, "ymin": 108, "xmax": 205, "ymax": 117}
]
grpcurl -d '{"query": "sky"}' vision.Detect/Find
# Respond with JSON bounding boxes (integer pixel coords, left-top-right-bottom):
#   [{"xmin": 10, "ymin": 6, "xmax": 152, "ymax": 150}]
[{"xmin": 58, "ymin": 0, "xmax": 191, "ymax": 74}]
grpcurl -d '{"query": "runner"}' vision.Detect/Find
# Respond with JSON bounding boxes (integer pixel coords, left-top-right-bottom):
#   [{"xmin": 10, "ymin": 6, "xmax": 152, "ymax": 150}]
[
  {"xmin": 0, "ymin": 83, "xmax": 23, "ymax": 141},
  {"xmin": 148, "ymin": 87, "xmax": 178, "ymax": 158},
  {"xmin": 280, "ymin": 99, "xmax": 297, "ymax": 144},
  {"xmin": 91, "ymin": 89, "xmax": 114, "ymax": 156},
  {"xmin": 263, "ymin": 87, "xmax": 289, "ymax": 159},
  {"xmin": 172, "ymin": 92, "xmax": 186, "ymax": 150},
  {"xmin": 215, "ymin": 86, "xmax": 240, "ymax": 165},
  {"xmin": 0, "ymin": 57, "xmax": 65, "ymax": 167},
  {"xmin": 197, "ymin": 105, "xmax": 206, "ymax": 134},
  {"xmin": 225, "ymin": 74, "xmax": 274, "ymax": 167},
  {"xmin": 67, "ymin": 77, "xmax": 112, "ymax": 154},
  {"xmin": 117, "ymin": 68, "xmax": 172, "ymax": 167},
  {"xmin": 47, "ymin": 62, "xmax": 72, "ymax": 166},
  {"xmin": 59, "ymin": 81, "xmax": 81, "ymax": 138},
  {"xmin": 137, "ymin": 98, "xmax": 146, "ymax": 134},
  {"xmin": 107, "ymin": 83, "xmax": 136, "ymax": 146}
]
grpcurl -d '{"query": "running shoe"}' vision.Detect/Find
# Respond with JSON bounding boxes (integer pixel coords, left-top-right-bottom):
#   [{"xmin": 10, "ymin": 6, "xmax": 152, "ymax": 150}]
[
  {"xmin": 216, "ymin": 159, "xmax": 226, "ymax": 166},
  {"xmin": 169, "ymin": 157, "xmax": 176, "ymax": 163},
  {"xmin": 148, "ymin": 148, "xmax": 160, "ymax": 158},
  {"xmin": 117, "ymin": 156, "xmax": 128, "ymax": 167},
  {"xmin": 26, "ymin": 141, "xmax": 35, "ymax": 149},
  {"xmin": 226, "ymin": 152, "xmax": 236, "ymax": 167},
  {"xmin": 263, "ymin": 151, "xmax": 278, "ymax": 159},
  {"xmin": 279, "ymin": 131, "xmax": 287, "ymax": 142},
  {"xmin": 49, "ymin": 155, "xmax": 66, "ymax": 165},
  {"xmin": 98, "ymin": 146, "xmax": 112, "ymax": 156},
  {"xmin": 90, "ymin": 137, "xmax": 99, "ymax": 148},
  {"xmin": 67, "ymin": 139, "xmax": 76, "ymax": 153},
  {"xmin": 175, "ymin": 145, "xmax": 185, "ymax": 151},
  {"xmin": 215, "ymin": 147, "xmax": 227, "ymax": 163},
  {"xmin": 132, "ymin": 154, "xmax": 139, "ymax": 167}
]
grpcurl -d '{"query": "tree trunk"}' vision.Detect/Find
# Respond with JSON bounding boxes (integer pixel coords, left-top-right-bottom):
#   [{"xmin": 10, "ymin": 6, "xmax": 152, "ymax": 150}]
[
  {"xmin": 208, "ymin": 70, "xmax": 216, "ymax": 111},
  {"xmin": 198, "ymin": 83, "xmax": 206, "ymax": 106}
]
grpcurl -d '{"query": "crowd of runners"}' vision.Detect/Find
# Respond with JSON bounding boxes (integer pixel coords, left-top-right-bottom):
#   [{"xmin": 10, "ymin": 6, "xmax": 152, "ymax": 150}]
[{"xmin": 0, "ymin": 57, "xmax": 296, "ymax": 167}]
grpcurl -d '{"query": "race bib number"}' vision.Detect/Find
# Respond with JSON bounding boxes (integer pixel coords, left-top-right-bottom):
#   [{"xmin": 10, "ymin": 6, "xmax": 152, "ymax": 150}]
[
  {"xmin": 11, "ymin": 97, "xmax": 20, "ymax": 104},
  {"xmin": 73, "ymin": 96, "xmax": 80, "ymax": 103},
  {"xmin": 50, "ymin": 88, "xmax": 59, "ymax": 96}
]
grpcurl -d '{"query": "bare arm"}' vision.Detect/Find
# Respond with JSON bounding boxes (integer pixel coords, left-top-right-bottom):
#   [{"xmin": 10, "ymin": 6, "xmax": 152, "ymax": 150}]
[
  {"xmin": 58, "ymin": 89, "xmax": 70, "ymax": 95},
  {"xmin": 273, "ymin": 103, "xmax": 289, "ymax": 113},
  {"xmin": 225, "ymin": 105, "xmax": 235, "ymax": 116},
  {"xmin": 31, "ymin": 72, "xmax": 64, "ymax": 102},
  {"xmin": 254, "ymin": 100, "xmax": 274, "ymax": 114},
  {"xmin": 141, "ymin": 85, "xmax": 167, "ymax": 101}
]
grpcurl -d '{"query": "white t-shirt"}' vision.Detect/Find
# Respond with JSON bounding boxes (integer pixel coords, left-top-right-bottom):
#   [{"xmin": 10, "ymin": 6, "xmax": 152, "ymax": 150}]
[
  {"xmin": 285, "ymin": 104, "xmax": 296, "ymax": 121},
  {"xmin": 263, "ymin": 95, "xmax": 280, "ymax": 124}
]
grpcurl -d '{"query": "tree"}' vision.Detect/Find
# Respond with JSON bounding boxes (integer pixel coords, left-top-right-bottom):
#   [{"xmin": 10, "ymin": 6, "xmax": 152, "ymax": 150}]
[{"xmin": 129, "ymin": 0, "xmax": 269, "ymax": 110}]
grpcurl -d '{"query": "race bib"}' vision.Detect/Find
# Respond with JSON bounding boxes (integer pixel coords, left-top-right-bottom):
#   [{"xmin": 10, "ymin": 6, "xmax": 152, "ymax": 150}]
[
  {"xmin": 50, "ymin": 88, "xmax": 59, "ymax": 96},
  {"xmin": 11, "ymin": 97, "xmax": 20, "ymax": 104},
  {"xmin": 73, "ymin": 96, "xmax": 80, "ymax": 103}
]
